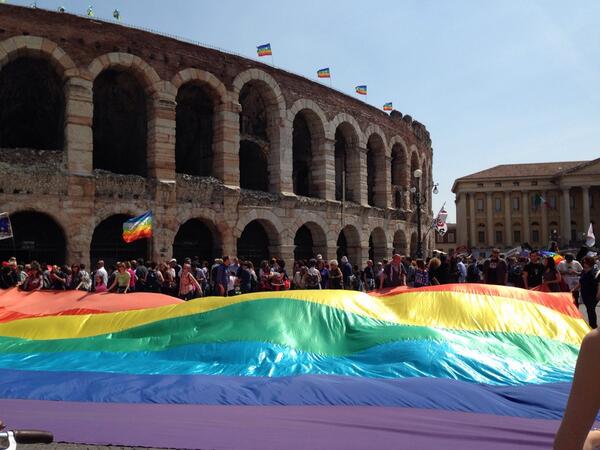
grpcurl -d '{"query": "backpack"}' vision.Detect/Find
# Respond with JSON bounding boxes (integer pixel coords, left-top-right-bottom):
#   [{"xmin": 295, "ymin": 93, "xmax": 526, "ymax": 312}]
[
  {"xmin": 305, "ymin": 272, "xmax": 320, "ymax": 289},
  {"xmin": 145, "ymin": 270, "xmax": 161, "ymax": 292}
]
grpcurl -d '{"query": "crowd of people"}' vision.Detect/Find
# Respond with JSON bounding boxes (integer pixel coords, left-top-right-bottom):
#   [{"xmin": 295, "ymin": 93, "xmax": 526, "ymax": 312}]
[{"xmin": 1, "ymin": 247, "xmax": 598, "ymax": 323}]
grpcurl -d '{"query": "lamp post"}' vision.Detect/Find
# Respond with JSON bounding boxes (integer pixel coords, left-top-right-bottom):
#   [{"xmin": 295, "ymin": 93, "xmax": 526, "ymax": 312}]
[{"xmin": 410, "ymin": 169, "xmax": 424, "ymax": 259}]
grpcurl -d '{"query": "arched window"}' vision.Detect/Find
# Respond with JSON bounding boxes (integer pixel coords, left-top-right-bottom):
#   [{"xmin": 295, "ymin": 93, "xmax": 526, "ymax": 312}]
[
  {"xmin": 93, "ymin": 70, "xmax": 148, "ymax": 176},
  {"xmin": 292, "ymin": 113, "xmax": 312, "ymax": 197},
  {"xmin": 172, "ymin": 219, "xmax": 217, "ymax": 263},
  {"xmin": 366, "ymin": 134, "xmax": 386, "ymax": 208},
  {"xmin": 0, "ymin": 57, "xmax": 64, "ymax": 150},
  {"xmin": 334, "ymin": 124, "xmax": 359, "ymax": 203},
  {"xmin": 175, "ymin": 83, "xmax": 214, "ymax": 177},
  {"xmin": 237, "ymin": 220, "xmax": 271, "ymax": 266}
]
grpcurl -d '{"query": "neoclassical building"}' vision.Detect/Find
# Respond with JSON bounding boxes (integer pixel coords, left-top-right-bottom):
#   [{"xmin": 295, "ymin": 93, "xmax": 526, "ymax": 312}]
[
  {"xmin": 453, "ymin": 160, "xmax": 600, "ymax": 251},
  {"xmin": 0, "ymin": 5, "xmax": 434, "ymax": 267}
]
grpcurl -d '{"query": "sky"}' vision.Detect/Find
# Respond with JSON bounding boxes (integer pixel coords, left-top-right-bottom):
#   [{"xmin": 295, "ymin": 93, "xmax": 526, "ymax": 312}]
[{"xmin": 8, "ymin": 0, "xmax": 600, "ymax": 221}]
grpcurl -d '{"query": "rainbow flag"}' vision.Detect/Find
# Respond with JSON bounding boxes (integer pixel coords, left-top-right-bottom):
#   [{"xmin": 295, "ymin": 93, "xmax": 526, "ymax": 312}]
[
  {"xmin": 317, "ymin": 68, "xmax": 330, "ymax": 78},
  {"xmin": 539, "ymin": 250, "xmax": 565, "ymax": 265},
  {"xmin": 0, "ymin": 284, "xmax": 589, "ymax": 448},
  {"xmin": 383, "ymin": 102, "xmax": 393, "ymax": 111},
  {"xmin": 122, "ymin": 210, "xmax": 152, "ymax": 243},
  {"xmin": 256, "ymin": 43, "xmax": 272, "ymax": 57},
  {"xmin": 355, "ymin": 85, "xmax": 367, "ymax": 95}
]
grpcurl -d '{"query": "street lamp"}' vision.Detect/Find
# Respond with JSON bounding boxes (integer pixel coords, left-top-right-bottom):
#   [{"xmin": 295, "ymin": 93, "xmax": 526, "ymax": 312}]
[{"xmin": 411, "ymin": 169, "xmax": 424, "ymax": 259}]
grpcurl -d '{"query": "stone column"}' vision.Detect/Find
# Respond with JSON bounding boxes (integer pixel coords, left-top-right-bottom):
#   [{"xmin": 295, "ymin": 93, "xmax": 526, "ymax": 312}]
[
  {"xmin": 486, "ymin": 192, "xmax": 494, "ymax": 247},
  {"xmin": 541, "ymin": 190, "xmax": 549, "ymax": 246},
  {"xmin": 561, "ymin": 188, "xmax": 571, "ymax": 246},
  {"xmin": 64, "ymin": 76, "xmax": 93, "ymax": 175},
  {"xmin": 315, "ymin": 138, "xmax": 336, "ymax": 201},
  {"xmin": 468, "ymin": 193, "xmax": 476, "ymax": 246},
  {"xmin": 271, "ymin": 117, "xmax": 293, "ymax": 194},
  {"xmin": 522, "ymin": 191, "xmax": 530, "ymax": 244},
  {"xmin": 213, "ymin": 96, "xmax": 241, "ymax": 186},
  {"xmin": 582, "ymin": 186, "xmax": 591, "ymax": 232},
  {"xmin": 147, "ymin": 87, "xmax": 176, "ymax": 181},
  {"xmin": 504, "ymin": 191, "xmax": 512, "ymax": 247},
  {"xmin": 456, "ymin": 192, "xmax": 468, "ymax": 245},
  {"xmin": 355, "ymin": 146, "xmax": 369, "ymax": 206}
]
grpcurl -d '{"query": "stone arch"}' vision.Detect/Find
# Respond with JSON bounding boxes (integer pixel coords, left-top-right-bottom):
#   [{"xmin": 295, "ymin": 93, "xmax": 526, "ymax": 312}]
[
  {"xmin": 0, "ymin": 209, "xmax": 67, "ymax": 264},
  {"xmin": 363, "ymin": 124, "xmax": 388, "ymax": 155},
  {"xmin": 171, "ymin": 68, "xmax": 227, "ymax": 103},
  {"xmin": 333, "ymin": 121, "xmax": 361, "ymax": 203},
  {"xmin": 234, "ymin": 69, "xmax": 286, "ymax": 193},
  {"xmin": 369, "ymin": 227, "xmax": 388, "ymax": 263},
  {"xmin": 89, "ymin": 213, "xmax": 150, "ymax": 268},
  {"xmin": 365, "ymin": 132, "xmax": 388, "ymax": 208},
  {"xmin": 87, "ymin": 53, "xmax": 160, "ymax": 93},
  {"xmin": 328, "ymin": 113, "xmax": 364, "ymax": 146},
  {"xmin": 336, "ymin": 224, "xmax": 362, "ymax": 265},
  {"xmin": 234, "ymin": 210, "xmax": 285, "ymax": 245},
  {"xmin": 291, "ymin": 220, "xmax": 328, "ymax": 261},
  {"xmin": 0, "ymin": 36, "xmax": 77, "ymax": 75},
  {"xmin": 236, "ymin": 217, "xmax": 283, "ymax": 267},
  {"xmin": 290, "ymin": 106, "xmax": 327, "ymax": 198},
  {"xmin": 393, "ymin": 229, "xmax": 408, "ymax": 255},
  {"xmin": 390, "ymin": 136, "xmax": 409, "ymax": 209},
  {"xmin": 172, "ymin": 218, "xmax": 221, "ymax": 263}
]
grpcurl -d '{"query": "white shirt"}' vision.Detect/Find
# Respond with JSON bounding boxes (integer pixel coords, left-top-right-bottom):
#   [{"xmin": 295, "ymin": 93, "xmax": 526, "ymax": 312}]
[
  {"xmin": 457, "ymin": 261, "xmax": 467, "ymax": 283},
  {"xmin": 96, "ymin": 267, "xmax": 108, "ymax": 286}
]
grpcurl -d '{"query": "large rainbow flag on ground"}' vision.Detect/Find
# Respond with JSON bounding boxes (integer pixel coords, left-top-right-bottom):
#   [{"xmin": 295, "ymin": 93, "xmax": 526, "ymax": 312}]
[{"xmin": 0, "ymin": 284, "xmax": 590, "ymax": 449}]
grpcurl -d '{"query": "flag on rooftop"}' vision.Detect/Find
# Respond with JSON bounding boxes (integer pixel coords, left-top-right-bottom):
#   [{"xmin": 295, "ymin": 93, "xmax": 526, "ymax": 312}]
[
  {"xmin": 122, "ymin": 211, "xmax": 153, "ymax": 244},
  {"xmin": 355, "ymin": 85, "xmax": 367, "ymax": 95},
  {"xmin": 317, "ymin": 68, "xmax": 331, "ymax": 78},
  {"xmin": 86, "ymin": 5, "xmax": 94, "ymax": 17},
  {"xmin": 383, "ymin": 102, "xmax": 393, "ymax": 111},
  {"xmin": 256, "ymin": 43, "xmax": 272, "ymax": 57}
]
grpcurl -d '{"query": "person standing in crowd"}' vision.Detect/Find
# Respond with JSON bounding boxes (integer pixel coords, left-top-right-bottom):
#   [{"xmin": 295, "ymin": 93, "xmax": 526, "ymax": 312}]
[
  {"xmin": 178, "ymin": 263, "xmax": 202, "ymax": 300},
  {"xmin": 466, "ymin": 257, "xmax": 480, "ymax": 283},
  {"xmin": 457, "ymin": 257, "xmax": 467, "ymax": 283},
  {"xmin": 95, "ymin": 260, "xmax": 108, "ymax": 290},
  {"xmin": 21, "ymin": 262, "xmax": 44, "ymax": 291},
  {"xmin": 522, "ymin": 250, "xmax": 544, "ymax": 290},
  {"xmin": 413, "ymin": 259, "xmax": 429, "ymax": 288},
  {"xmin": 428, "ymin": 257, "xmax": 442, "ymax": 285},
  {"xmin": 125, "ymin": 261, "xmax": 137, "ymax": 293},
  {"xmin": 574, "ymin": 256, "xmax": 599, "ymax": 329},
  {"xmin": 108, "ymin": 262, "xmax": 131, "ymax": 294},
  {"xmin": 318, "ymin": 259, "xmax": 329, "ymax": 290},
  {"xmin": 145, "ymin": 262, "xmax": 164, "ymax": 293},
  {"xmin": 340, "ymin": 256, "xmax": 353, "ymax": 289},
  {"xmin": 215, "ymin": 256, "xmax": 230, "ymax": 296},
  {"xmin": 303, "ymin": 259, "xmax": 321, "ymax": 290},
  {"xmin": 482, "ymin": 249, "xmax": 507, "ymax": 286},
  {"xmin": 542, "ymin": 256, "xmax": 562, "ymax": 292},
  {"xmin": 558, "ymin": 253, "xmax": 583, "ymax": 304},
  {"xmin": 379, "ymin": 254, "xmax": 407, "ymax": 289},
  {"xmin": 328, "ymin": 260, "xmax": 343, "ymax": 289},
  {"xmin": 362, "ymin": 260, "xmax": 376, "ymax": 291}
]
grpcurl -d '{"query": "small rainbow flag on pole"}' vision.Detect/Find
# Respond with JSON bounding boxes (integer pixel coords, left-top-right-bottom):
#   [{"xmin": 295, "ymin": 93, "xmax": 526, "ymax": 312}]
[
  {"xmin": 355, "ymin": 85, "xmax": 367, "ymax": 95},
  {"xmin": 122, "ymin": 211, "xmax": 153, "ymax": 243},
  {"xmin": 317, "ymin": 68, "xmax": 331, "ymax": 78},
  {"xmin": 383, "ymin": 102, "xmax": 393, "ymax": 111},
  {"xmin": 257, "ymin": 43, "xmax": 272, "ymax": 57}
]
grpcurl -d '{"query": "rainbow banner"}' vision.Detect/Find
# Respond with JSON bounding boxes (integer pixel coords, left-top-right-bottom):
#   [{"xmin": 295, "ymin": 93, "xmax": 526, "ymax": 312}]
[
  {"xmin": 539, "ymin": 250, "xmax": 565, "ymax": 265},
  {"xmin": 256, "ymin": 43, "xmax": 272, "ymax": 57},
  {"xmin": 0, "ymin": 284, "xmax": 589, "ymax": 448},
  {"xmin": 383, "ymin": 102, "xmax": 393, "ymax": 111},
  {"xmin": 355, "ymin": 85, "xmax": 367, "ymax": 95},
  {"xmin": 122, "ymin": 210, "xmax": 152, "ymax": 243},
  {"xmin": 317, "ymin": 68, "xmax": 330, "ymax": 78}
]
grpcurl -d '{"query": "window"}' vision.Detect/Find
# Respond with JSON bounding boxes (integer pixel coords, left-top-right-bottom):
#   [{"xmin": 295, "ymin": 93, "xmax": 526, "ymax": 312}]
[
  {"xmin": 495, "ymin": 230, "xmax": 503, "ymax": 243},
  {"xmin": 495, "ymin": 182, "xmax": 502, "ymax": 187},
  {"xmin": 549, "ymin": 195, "xmax": 557, "ymax": 209},
  {"xmin": 477, "ymin": 183, "xmax": 484, "ymax": 187},
  {"xmin": 478, "ymin": 231, "xmax": 485, "ymax": 243},
  {"xmin": 512, "ymin": 197, "xmax": 520, "ymax": 211},
  {"xmin": 476, "ymin": 198, "xmax": 484, "ymax": 212},
  {"xmin": 532, "ymin": 230, "xmax": 540, "ymax": 242},
  {"xmin": 513, "ymin": 230, "xmax": 521, "ymax": 243},
  {"xmin": 532, "ymin": 181, "xmax": 538, "ymax": 186},
  {"xmin": 447, "ymin": 232, "xmax": 455, "ymax": 243},
  {"xmin": 531, "ymin": 195, "xmax": 538, "ymax": 211},
  {"xmin": 513, "ymin": 181, "xmax": 520, "ymax": 187},
  {"xmin": 571, "ymin": 229, "xmax": 577, "ymax": 242},
  {"xmin": 494, "ymin": 197, "xmax": 502, "ymax": 212},
  {"xmin": 570, "ymin": 195, "xmax": 574, "ymax": 210},
  {"xmin": 590, "ymin": 192, "xmax": 594, "ymax": 209}
]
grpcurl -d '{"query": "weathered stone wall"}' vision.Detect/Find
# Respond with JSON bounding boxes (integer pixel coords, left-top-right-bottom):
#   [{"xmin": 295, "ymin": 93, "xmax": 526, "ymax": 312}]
[{"xmin": 0, "ymin": 4, "xmax": 434, "ymax": 265}]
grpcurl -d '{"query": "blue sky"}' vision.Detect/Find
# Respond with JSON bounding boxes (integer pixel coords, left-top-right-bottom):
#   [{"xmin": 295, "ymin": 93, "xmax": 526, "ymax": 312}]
[{"xmin": 9, "ymin": 0, "xmax": 600, "ymax": 221}]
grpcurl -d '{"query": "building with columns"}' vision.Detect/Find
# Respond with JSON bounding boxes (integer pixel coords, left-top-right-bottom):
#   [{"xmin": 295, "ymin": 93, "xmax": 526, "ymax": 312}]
[
  {"xmin": 0, "ymin": 5, "xmax": 434, "ymax": 267},
  {"xmin": 452, "ymin": 159, "xmax": 600, "ymax": 251}
]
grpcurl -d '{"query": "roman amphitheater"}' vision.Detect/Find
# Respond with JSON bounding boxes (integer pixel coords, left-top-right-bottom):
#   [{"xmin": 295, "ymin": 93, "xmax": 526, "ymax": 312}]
[{"xmin": 0, "ymin": 4, "xmax": 434, "ymax": 267}]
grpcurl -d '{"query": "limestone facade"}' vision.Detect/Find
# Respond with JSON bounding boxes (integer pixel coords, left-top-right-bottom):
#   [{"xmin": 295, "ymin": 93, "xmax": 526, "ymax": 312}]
[
  {"xmin": 0, "ymin": 5, "xmax": 434, "ymax": 266},
  {"xmin": 452, "ymin": 160, "xmax": 600, "ymax": 251}
]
